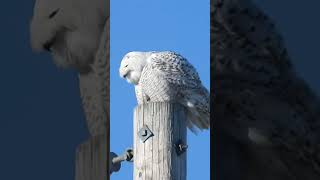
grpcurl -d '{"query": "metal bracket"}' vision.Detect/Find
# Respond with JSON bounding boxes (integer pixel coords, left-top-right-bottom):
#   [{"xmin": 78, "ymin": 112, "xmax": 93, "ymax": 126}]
[
  {"xmin": 175, "ymin": 139, "xmax": 188, "ymax": 156},
  {"xmin": 109, "ymin": 152, "xmax": 121, "ymax": 174},
  {"xmin": 138, "ymin": 125, "xmax": 154, "ymax": 143},
  {"xmin": 109, "ymin": 148, "xmax": 134, "ymax": 174}
]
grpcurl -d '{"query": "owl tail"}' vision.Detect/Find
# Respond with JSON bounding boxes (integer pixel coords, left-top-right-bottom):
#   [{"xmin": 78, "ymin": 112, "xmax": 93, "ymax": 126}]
[{"xmin": 185, "ymin": 104, "xmax": 210, "ymax": 134}]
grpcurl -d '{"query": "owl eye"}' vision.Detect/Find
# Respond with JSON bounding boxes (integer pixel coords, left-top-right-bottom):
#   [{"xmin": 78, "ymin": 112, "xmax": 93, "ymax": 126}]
[
  {"xmin": 125, "ymin": 65, "xmax": 128, "ymax": 67},
  {"xmin": 49, "ymin": 8, "xmax": 60, "ymax": 19}
]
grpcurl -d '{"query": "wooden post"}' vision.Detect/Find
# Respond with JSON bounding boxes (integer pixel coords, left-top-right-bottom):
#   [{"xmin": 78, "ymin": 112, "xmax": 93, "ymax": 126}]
[
  {"xmin": 75, "ymin": 134, "xmax": 107, "ymax": 180},
  {"xmin": 133, "ymin": 102, "xmax": 187, "ymax": 180}
]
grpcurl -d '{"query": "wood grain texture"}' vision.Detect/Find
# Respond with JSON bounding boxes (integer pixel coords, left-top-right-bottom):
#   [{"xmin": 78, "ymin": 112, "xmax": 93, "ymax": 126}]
[
  {"xmin": 134, "ymin": 102, "xmax": 187, "ymax": 180},
  {"xmin": 75, "ymin": 134, "xmax": 107, "ymax": 180}
]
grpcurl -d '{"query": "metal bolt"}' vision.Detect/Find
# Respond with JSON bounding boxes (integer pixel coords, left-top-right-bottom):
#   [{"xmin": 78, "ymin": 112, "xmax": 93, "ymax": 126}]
[
  {"xmin": 112, "ymin": 148, "xmax": 134, "ymax": 164},
  {"xmin": 125, "ymin": 148, "xmax": 134, "ymax": 162},
  {"xmin": 179, "ymin": 144, "xmax": 188, "ymax": 152},
  {"xmin": 175, "ymin": 139, "xmax": 188, "ymax": 156},
  {"xmin": 112, "ymin": 153, "xmax": 127, "ymax": 164}
]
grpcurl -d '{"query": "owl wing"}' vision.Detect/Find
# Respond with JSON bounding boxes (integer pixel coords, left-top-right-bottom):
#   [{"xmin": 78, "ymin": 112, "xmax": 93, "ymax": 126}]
[
  {"xmin": 79, "ymin": 20, "xmax": 109, "ymax": 136},
  {"xmin": 147, "ymin": 51, "xmax": 202, "ymax": 88},
  {"xmin": 140, "ymin": 51, "xmax": 201, "ymax": 102},
  {"xmin": 141, "ymin": 51, "xmax": 210, "ymax": 130}
]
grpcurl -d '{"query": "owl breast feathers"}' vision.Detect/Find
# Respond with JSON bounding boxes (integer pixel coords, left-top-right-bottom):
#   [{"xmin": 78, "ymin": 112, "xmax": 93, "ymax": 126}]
[{"xmin": 120, "ymin": 51, "xmax": 210, "ymax": 132}]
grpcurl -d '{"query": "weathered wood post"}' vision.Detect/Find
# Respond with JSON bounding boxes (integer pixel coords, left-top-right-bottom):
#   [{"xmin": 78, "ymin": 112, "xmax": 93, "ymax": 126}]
[
  {"xmin": 133, "ymin": 102, "xmax": 187, "ymax": 180},
  {"xmin": 75, "ymin": 134, "xmax": 107, "ymax": 180}
]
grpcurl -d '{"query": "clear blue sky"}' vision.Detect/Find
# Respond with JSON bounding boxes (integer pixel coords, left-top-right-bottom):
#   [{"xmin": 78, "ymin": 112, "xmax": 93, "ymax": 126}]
[{"xmin": 110, "ymin": 0, "xmax": 210, "ymax": 179}]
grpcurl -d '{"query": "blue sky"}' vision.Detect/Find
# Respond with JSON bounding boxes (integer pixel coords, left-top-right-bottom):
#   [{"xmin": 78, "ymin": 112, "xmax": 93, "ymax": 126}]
[{"xmin": 110, "ymin": 0, "xmax": 210, "ymax": 179}]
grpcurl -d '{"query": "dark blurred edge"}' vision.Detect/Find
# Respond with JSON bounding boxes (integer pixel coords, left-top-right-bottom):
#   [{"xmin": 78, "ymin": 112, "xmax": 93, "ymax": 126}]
[
  {"xmin": 210, "ymin": 0, "xmax": 214, "ymax": 180},
  {"xmin": 106, "ymin": 0, "xmax": 110, "ymax": 176},
  {"xmin": 104, "ymin": 0, "xmax": 110, "ymax": 178},
  {"xmin": 210, "ymin": 0, "xmax": 217, "ymax": 179},
  {"xmin": 210, "ymin": 1, "xmax": 239, "ymax": 180},
  {"xmin": 210, "ymin": 1, "xmax": 257, "ymax": 179}
]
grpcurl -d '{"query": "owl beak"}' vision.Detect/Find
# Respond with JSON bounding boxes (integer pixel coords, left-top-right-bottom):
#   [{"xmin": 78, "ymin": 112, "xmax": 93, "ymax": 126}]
[
  {"xmin": 119, "ymin": 71, "xmax": 126, "ymax": 79},
  {"xmin": 120, "ymin": 70, "xmax": 129, "ymax": 79},
  {"xmin": 43, "ymin": 37, "xmax": 56, "ymax": 52},
  {"xmin": 43, "ymin": 42, "xmax": 52, "ymax": 52},
  {"xmin": 123, "ymin": 72, "xmax": 130, "ymax": 79}
]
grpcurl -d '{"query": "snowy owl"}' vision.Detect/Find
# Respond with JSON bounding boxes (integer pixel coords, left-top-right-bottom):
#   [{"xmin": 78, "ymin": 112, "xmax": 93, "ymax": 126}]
[
  {"xmin": 119, "ymin": 51, "xmax": 210, "ymax": 131},
  {"xmin": 30, "ymin": 0, "xmax": 109, "ymax": 136},
  {"xmin": 214, "ymin": 0, "xmax": 320, "ymax": 179},
  {"xmin": 30, "ymin": 0, "xmax": 108, "ymax": 73}
]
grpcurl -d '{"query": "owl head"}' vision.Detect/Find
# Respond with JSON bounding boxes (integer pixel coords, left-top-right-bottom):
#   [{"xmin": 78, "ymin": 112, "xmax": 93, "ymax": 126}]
[
  {"xmin": 30, "ymin": 0, "xmax": 108, "ymax": 73},
  {"xmin": 119, "ymin": 51, "xmax": 154, "ymax": 85}
]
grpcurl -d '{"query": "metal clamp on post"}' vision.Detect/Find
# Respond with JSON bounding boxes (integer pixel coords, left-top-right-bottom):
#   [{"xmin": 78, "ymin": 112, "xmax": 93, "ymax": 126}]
[
  {"xmin": 138, "ymin": 125, "xmax": 154, "ymax": 143},
  {"xmin": 109, "ymin": 148, "xmax": 134, "ymax": 174}
]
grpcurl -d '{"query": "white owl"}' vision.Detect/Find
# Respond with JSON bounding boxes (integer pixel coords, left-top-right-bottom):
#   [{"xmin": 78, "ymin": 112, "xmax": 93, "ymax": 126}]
[
  {"xmin": 119, "ymin": 51, "xmax": 210, "ymax": 131},
  {"xmin": 30, "ymin": 0, "xmax": 109, "ymax": 136}
]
